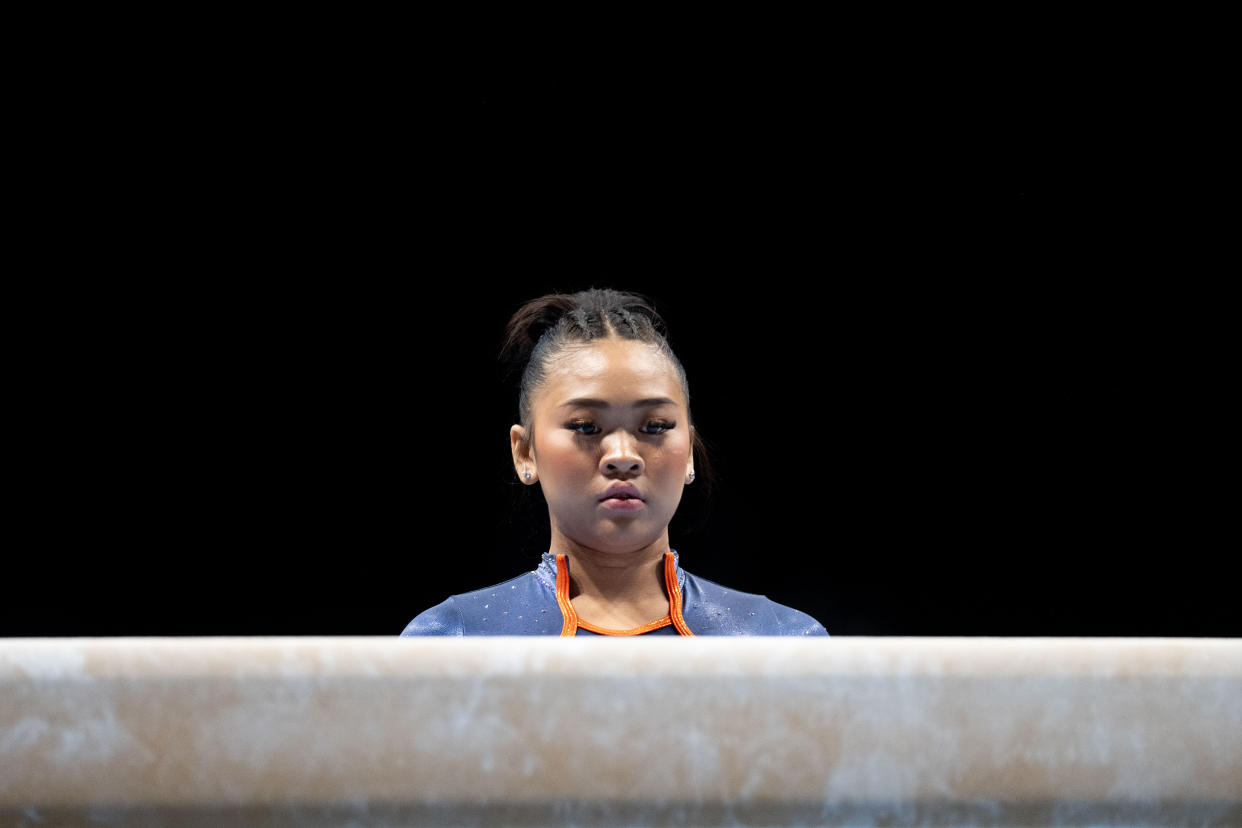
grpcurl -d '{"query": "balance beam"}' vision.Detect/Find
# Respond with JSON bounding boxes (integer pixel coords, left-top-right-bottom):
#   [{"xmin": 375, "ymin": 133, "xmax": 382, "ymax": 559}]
[{"xmin": 2, "ymin": 637, "xmax": 1239, "ymax": 826}]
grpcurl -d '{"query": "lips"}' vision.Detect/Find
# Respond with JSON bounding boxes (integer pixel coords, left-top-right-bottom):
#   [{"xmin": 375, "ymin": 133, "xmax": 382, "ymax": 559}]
[{"xmin": 599, "ymin": 483, "xmax": 644, "ymax": 502}]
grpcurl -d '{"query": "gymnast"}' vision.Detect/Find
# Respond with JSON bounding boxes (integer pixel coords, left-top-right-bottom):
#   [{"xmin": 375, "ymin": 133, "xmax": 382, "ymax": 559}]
[{"xmin": 401, "ymin": 288, "xmax": 827, "ymax": 636}]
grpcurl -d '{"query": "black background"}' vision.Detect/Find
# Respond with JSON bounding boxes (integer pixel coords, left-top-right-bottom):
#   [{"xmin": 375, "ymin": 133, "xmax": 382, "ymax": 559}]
[{"xmin": 6, "ymin": 36, "xmax": 1233, "ymax": 637}]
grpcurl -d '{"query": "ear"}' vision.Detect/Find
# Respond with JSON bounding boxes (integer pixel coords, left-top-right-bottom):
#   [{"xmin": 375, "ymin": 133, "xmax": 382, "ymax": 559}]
[
  {"xmin": 685, "ymin": 425, "xmax": 696, "ymax": 484},
  {"xmin": 510, "ymin": 424, "xmax": 536, "ymax": 483}
]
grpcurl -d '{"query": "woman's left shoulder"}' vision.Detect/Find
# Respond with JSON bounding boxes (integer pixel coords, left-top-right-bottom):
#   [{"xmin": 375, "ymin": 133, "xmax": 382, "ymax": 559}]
[{"xmin": 679, "ymin": 570, "xmax": 830, "ymax": 636}]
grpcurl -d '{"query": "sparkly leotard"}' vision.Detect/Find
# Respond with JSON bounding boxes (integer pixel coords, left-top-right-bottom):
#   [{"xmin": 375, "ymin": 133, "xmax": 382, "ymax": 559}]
[{"xmin": 400, "ymin": 550, "xmax": 828, "ymax": 637}]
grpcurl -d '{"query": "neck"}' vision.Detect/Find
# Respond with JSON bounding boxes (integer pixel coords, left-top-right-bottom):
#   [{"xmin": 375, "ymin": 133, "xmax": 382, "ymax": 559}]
[{"xmin": 549, "ymin": 532, "xmax": 671, "ymax": 609}]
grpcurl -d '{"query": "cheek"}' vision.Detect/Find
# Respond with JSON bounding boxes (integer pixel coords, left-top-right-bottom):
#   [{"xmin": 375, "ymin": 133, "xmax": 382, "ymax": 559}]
[
  {"xmin": 656, "ymin": 436, "xmax": 692, "ymax": 470},
  {"xmin": 537, "ymin": 436, "xmax": 594, "ymax": 481}
]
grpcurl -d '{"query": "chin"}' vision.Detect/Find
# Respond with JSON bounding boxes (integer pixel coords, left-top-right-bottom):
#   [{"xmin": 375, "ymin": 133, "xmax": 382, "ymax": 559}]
[{"xmin": 579, "ymin": 526, "xmax": 662, "ymax": 554}]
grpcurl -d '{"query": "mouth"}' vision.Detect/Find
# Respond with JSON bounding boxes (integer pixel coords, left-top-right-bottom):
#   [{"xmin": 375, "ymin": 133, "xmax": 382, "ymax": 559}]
[
  {"xmin": 599, "ymin": 495, "xmax": 646, "ymax": 511},
  {"xmin": 598, "ymin": 485, "xmax": 646, "ymax": 510},
  {"xmin": 599, "ymin": 484, "xmax": 643, "ymax": 502}
]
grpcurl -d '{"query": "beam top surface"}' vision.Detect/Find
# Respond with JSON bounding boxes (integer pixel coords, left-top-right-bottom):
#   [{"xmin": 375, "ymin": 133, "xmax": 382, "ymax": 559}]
[{"xmin": 4, "ymin": 636, "xmax": 1240, "ymax": 679}]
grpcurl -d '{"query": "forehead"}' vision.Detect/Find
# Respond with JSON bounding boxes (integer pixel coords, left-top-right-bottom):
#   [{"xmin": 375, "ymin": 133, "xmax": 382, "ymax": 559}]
[{"xmin": 538, "ymin": 338, "xmax": 686, "ymax": 407}]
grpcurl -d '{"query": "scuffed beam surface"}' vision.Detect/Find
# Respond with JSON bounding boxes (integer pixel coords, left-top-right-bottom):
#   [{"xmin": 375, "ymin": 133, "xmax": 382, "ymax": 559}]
[{"xmin": 2, "ymin": 637, "xmax": 1240, "ymax": 826}]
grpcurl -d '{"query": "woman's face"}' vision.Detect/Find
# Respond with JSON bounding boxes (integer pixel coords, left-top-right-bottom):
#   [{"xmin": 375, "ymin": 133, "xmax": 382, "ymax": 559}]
[{"xmin": 512, "ymin": 337, "xmax": 694, "ymax": 555}]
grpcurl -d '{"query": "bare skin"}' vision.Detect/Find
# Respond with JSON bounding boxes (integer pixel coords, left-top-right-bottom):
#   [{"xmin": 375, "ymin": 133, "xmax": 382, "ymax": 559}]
[{"xmin": 510, "ymin": 337, "xmax": 695, "ymax": 630}]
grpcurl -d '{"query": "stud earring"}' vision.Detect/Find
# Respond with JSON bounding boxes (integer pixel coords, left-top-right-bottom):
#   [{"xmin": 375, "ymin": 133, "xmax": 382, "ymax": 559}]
[
  {"xmin": 524, "ymin": 471, "xmax": 532, "ymax": 481},
  {"xmin": 686, "ymin": 470, "xmax": 696, "ymax": 483}
]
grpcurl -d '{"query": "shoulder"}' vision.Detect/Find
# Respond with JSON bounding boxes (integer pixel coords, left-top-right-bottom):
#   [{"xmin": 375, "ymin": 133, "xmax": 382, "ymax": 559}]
[
  {"xmin": 680, "ymin": 570, "xmax": 829, "ymax": 636},
  {"xmin": 400, "ymin": 571, "xmax": 561, "ymax": 636},
  {"xmin": 400, "ymin": 596, "xmax": 464, "ymax": 636}
]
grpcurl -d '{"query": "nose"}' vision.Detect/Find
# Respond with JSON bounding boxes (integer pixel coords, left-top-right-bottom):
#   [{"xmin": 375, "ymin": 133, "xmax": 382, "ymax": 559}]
[{"xmin": 599, "ymin": 429, "xmax": 644, "ymax": 477}]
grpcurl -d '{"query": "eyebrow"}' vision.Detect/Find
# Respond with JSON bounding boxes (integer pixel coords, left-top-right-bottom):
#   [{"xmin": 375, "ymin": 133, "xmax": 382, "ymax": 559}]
[{"xmin": 559, "ymin": 397, "xmax": 678, "ymax": 409}]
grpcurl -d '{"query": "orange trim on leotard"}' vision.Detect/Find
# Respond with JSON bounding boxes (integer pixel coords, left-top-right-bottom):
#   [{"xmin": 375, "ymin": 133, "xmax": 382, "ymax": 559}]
[
  {"xmin": 666, "ymin": 551, "xmax": 695, "ymax": 636},
  {"xmin": 577, "ymin": 615, "xmax": 674, "ymax": 636},
  {"xmin": 554, "ymin": 552, "xmax": 695, "ymax": 636},
  {"xmin": 555, "ymin": 554, "xmax": 578, "ymax": 636}
]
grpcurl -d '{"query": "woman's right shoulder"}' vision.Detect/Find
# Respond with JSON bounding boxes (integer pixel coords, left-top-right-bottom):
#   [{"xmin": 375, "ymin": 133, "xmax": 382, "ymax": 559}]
[
  {"xmin": 400, "ymin": 596, "xmax": 465, "ymax": 636},
  {"xmin": 399, "ymin": 570, "xmax": 554, "ymax": 636}
]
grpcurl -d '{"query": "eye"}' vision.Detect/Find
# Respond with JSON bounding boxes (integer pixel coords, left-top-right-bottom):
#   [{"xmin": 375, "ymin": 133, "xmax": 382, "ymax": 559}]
[
  {"xmin": 641, "ymin": 420, "xmax": 675, "ymax": 434},
  {"xmin": 566, "ymin": 420, "xmax": 600, "ymax": 435}
]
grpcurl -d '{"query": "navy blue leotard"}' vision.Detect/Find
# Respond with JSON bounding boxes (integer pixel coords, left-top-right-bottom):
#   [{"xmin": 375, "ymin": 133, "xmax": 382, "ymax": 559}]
[{"xmin": 401, "ymin": 551, "xmax": 828, "ymax": 637}]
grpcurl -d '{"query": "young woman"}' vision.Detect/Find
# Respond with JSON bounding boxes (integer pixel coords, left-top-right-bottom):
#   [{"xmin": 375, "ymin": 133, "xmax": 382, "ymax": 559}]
[{"xmin": 401, "ymin": 289, "xmax": 828, "ymax": 636}]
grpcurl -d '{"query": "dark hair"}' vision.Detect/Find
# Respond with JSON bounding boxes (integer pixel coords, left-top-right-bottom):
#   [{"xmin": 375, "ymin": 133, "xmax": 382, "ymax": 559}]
[{"xmin": 501, "ymin": 288, "xmax": 712, "ymax": 496}]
